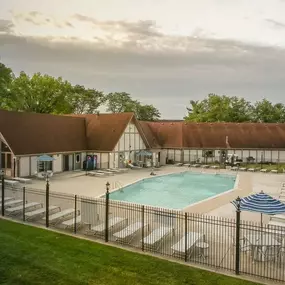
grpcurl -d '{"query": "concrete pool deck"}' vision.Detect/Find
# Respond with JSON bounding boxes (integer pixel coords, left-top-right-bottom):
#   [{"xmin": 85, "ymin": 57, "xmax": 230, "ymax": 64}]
[{"xmin": 29, "ymin": 165, "xmax": 284, "ymax": 222}]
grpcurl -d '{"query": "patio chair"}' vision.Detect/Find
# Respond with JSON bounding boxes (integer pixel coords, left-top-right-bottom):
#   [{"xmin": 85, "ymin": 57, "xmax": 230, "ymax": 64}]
[
  {"xmin": 171, "ymin": 232, "xmax": 204, "ymax": 258},
  {"xmin": 6, "ymin": 202, "xmax": 42, "ymax": 216},
  {"xmin": 25, "ymin": 205, "xmax": 61, "ymax": 221},
  {"xmin": 141, "ymin": 226, "xmax": 174, "ymax": 251},
  {"xmin": 89, "ymin": 217, "xmax": 128, "ymax": 236},
  {"xmin": 260, "ymin": 169, "xmax": 268, "ymax": 173},
  {"xmin": 113, "ymin": 222, "xmax": 148, "ymax": 243}
]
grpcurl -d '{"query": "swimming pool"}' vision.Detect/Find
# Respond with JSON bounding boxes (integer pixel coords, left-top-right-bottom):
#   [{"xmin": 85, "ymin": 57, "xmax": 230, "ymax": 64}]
[{"xmin": 109, "ymin": 172, "xmax": 236, "ymax": 210}]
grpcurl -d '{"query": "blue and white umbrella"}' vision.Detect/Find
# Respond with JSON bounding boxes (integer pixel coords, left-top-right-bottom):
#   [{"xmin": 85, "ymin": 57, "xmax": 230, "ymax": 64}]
[
  {"xmin": 232, "ymin": 191, "xmax": 285, "ymax": 225},
  {"xmin": 37, "ymin": 154, "xmax": 55, "ymax": 162}
]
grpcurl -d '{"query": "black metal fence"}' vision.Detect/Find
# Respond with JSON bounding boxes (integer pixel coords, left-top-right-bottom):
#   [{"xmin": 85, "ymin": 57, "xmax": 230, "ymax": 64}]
[{"xmin": 1, "ymin": 180, "xmax": 285, "ymax": 282}]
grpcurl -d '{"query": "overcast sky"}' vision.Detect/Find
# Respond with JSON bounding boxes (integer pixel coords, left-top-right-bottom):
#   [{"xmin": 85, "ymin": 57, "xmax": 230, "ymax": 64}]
[{"xmin": 1, "ymin": 0, "xmax": 285, "ymax": 119}]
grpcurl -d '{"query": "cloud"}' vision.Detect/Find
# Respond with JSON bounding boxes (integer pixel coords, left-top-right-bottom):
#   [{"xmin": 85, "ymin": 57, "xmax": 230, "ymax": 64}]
[
  {"xmin": 0, "ymin": 19, "xmax": 14, "ymax": 34},
  {"xmin": 266, "ymin": 19, "xmax": 285, "ymax": 29}
]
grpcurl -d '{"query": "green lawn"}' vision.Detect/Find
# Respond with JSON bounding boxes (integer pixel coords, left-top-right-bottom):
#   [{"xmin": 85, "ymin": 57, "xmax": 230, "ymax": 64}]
[{"xmin": 0, "ymin": 219, "xmax": 260, "ymax": 285}]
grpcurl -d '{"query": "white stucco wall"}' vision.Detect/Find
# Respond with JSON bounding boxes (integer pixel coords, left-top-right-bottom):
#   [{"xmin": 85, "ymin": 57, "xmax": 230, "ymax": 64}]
[{"xmin": 31, "ymin": 156, "xmax": 37, "ymax": 175}]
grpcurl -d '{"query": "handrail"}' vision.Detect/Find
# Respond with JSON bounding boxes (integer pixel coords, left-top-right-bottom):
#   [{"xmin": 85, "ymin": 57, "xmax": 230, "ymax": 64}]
[{"xmin": 113, "ymin": 181, "xmax": 124, "ymax": 192}]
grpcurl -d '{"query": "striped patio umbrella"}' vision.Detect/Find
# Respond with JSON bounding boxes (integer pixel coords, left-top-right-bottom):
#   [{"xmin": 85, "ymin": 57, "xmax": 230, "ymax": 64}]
[{"xmin": 232, "ymin": 191, "xmax": 285, "ymax": 225}]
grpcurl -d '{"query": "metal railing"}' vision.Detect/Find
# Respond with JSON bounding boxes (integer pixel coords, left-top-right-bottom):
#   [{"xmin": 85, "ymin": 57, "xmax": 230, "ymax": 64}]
[{"xmin": 0, "ymin": 180, "xmax": 285, "ymax": 282}]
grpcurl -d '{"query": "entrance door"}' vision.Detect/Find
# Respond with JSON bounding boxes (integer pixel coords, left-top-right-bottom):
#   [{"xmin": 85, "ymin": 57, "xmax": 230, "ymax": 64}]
[{"xmin": 63, "ymin": 155, "xmax": 69, "ymax": 171}]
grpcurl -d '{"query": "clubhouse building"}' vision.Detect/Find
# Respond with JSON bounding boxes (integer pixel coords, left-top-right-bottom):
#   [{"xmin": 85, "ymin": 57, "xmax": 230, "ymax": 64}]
[{"xmin": 1, "ymin": 109, "xmax": 285, "ymax": 177}]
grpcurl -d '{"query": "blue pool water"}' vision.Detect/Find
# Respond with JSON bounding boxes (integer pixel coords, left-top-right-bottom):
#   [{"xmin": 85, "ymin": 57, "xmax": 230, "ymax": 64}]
[{"xmin": 109, "ymin": 172, "xmax": 236, "ymax": 209}]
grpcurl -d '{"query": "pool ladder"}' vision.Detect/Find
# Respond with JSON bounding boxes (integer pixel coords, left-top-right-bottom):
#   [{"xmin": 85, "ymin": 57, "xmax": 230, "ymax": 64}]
[{"xmin": 113, "ymin": 181, "xmax": 124, "ymax": 192}]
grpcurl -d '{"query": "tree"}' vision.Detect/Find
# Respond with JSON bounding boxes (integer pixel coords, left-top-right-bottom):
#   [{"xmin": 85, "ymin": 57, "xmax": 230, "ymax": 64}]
[
  {"xmin": 252, "ymin": 99, "xmax": 285, "ymax": 123},
  {"xmin": 70, "ymin": 85, "xmax": 105, "ymax": 114},
  {"xmin": 0, "ymin": 63, "xmax": 15, "ymax": 109},
  {"xmin": 184, "ymin": 94, "xmax": 253, "ymax": 122},
  {"xmin": 106, "ymin": 92, "xmax": 161, "ymax": 121},
  {"xmin": 3, "ymin": 71, "xmax": 105, "ymax": 114},
  {"xmin": 6, "ymin": 72, "xmax": 73, "ymax": 114}
]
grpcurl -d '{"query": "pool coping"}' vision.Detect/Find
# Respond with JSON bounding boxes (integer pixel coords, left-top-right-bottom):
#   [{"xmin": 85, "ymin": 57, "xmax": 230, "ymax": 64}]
[{"xmin": 102, "ymin": 170, "xmax": 239, "ymax": 212}]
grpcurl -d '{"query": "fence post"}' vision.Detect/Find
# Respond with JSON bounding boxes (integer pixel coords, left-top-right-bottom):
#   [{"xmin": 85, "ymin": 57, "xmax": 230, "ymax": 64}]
[
  {"xmin": 185, "ymin": 212, "xmax": 188, "ymax": 262},
  {"xmin": 74, "ymin": 195, "xmax": 77, "ymax": 234},
  {"xmin": 1, "ymin": 171, "xmax": 4, "ymax": 216},
  {"xmin": 105, "ymin": 182, "xmax": 110, "ymax": 242},
  {"xmin": 142, "ymin": 205, "xmax": 145, "ymax": 252},
  {"xmin": 45, "ymin": 177, "xmax": 50, "ymax": 228},
  {"xmin": 235, "ymin": 196, "xmax": 241, "ymax": 275},
  {"xmin": 23, "ymin": 186, "xmax": 26, "ymax": 222}
]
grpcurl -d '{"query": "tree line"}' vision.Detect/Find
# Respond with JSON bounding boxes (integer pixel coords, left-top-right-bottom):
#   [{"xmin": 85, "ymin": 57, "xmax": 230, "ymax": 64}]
[
  {"xmin": 184, "ymin": 94, "xmax": 285, "ymax": 123},
  {"xmin": 1, "ymin": 62, "xmax": 284, "ymax": 123},
  {"xmin": 0, "ymin": 62, "xmax": 161, "ymax": 121}
]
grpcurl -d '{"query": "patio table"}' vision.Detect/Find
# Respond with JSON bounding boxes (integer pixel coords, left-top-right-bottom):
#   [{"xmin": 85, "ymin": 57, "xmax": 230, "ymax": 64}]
[{"xmin": 245, "ymin": 233, "xmax": 280, "ymax": 262}]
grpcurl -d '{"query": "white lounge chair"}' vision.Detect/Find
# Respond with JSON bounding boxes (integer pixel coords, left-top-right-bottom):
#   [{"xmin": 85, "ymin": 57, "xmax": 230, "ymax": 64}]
[
  {"xmin": 175, "ymin": 163, "xmax": 183, "ymax": 166},
  {"xmin": 106, "ymin": 168, "xmax": 121, "ymax": 173},
  {"xmin": 25, "ymin": 205, "xmax": 61, "ymax": 220},
  {"xmin": 260, "ymin": 168, "xmax": 268, "ymax": 173},
  {"xmin": 0, "ymin": 197, "xmax": 14, "ymax": 203},
  {"xmin": 202, "ymin": 165, "xmax": 209, "ymax": 168},
  {"xmin": 4, "ymin": 179, "xmax": 20, "ymax": 187},
  {"xmin": 87, "ymin": 171, "xmax": 106, "ymax": 177},
  {"xmin": 128, "ymin": 163, "xmax": 142, "ymax": 169},
  {"xmin": 45, "ymin": 208, "xmax": 78, "ymax": 225},
  {"xmin": 231, "ymin": 166, "xmax": 238, "ymax": 171},
  {"xmin": 13, "ymin": 177, "xmax": 32, "ymax": 184},
  {"xmin": 6, "ymin": 202, "xmax": 42, "ymax": 215},
  {"xmin": 113, "ymin": 222, "xmax": 147, "ymax": 243},
  {"xmin": 96, "ymin": 170, "xmax": 114, "ymax": 176},
  {"xmin": 141, "ymin": 226, "xmax": 174, "ymax": 250},
  {"xmin": 171, "ymin": 232, "xmax": 204, "ymax": 257},
  {"xmin": 210, "ymin": 165, "xmax": 219, "ymax": 169},
  {"xmin": 247, "ymin": 168, "xmax": 255, "ymax": 172},
  {"xmin": 0, "ymin": 199, "xmax": 23, "ymax": 209},
  {"xmin": 239, "ymin": 167, "xmax": 247, "ymax": 171},
  {"xmin": 89, "ymin": 217, "xmax": 127, "ymax": 235},
  {"xmin": 62, "ymin": 215, "xmax": 82, "ymax": 229}
]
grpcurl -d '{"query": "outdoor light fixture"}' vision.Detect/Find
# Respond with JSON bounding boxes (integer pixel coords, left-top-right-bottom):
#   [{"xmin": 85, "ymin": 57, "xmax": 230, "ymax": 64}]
[{"xmin": 106, "ymin": 181, "xmax": 110, "ymax": 193}]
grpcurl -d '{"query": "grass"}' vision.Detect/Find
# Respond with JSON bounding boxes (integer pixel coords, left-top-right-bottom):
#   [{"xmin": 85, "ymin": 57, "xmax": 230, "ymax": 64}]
[{"xmin": 0, "ymin": 219, "xmax": 261, "ymax": 285}]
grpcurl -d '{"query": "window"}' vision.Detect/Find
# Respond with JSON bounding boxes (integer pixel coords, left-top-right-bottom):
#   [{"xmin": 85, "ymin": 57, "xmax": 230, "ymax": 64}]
[
  {"xmin": 38, "ymin": 161, "xmax": 52, "ymax": 172},
  {"xmin": 76, "ymin": 154, "xmax": 81, "ymax": 163}
]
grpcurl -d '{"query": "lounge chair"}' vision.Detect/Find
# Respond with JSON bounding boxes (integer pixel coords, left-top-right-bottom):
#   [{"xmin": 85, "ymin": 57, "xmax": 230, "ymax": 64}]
[
  {"xmin": 201, "ymin": 165, "xmax": 209, "ymax": 168},
  {"xmin": 89, "ymin": 217, "xmax": 128, "ymax": 236},
  {"xmin": 87, "ymin": 171, "xmax": 106, "ymax": 177},
  {"xmin": 171, "ymin": 232, "xmax": 204, "ymax": 257},
  {"xmin": 175, "ymin": 163, "xmax": 183, "ymax": 166},
  {"xmin": 183, "ymin": 164, "xmax": 190, "ymax": 167},
  {"xmin": 0, "ymin": 197, "xmax": 14, "ymax": 203},
  {"xmin": 247, "ymin": 168, "xmax": 255, "ymax": 172},
  {"xmin": 260, "ymin": 168, "xmax": 268, "ymax": 173},
  {"xmin": 231, "ymin": 166, "xmax": 238, "ymax": 171},
  {"xmin": 192, "ymin": 164, "xmax": 201, "ymax": 168},
  {"xmin": 239, "ymin": 167, "xmax": 247, "ymax": 171},
  {"xmin": 271, "ymin": 170, "xmax": 278, "ymax": 174},
  {"xmin": 6, "ymin": 202, "xmax": 42, "ymax": 215},
  {"xmin": 210, "ymin": 165, "xmax": 219, "ymax": 169},
  {"xmin": 113, "ymin": 222, "xmax": 147, "ymax": 243},
  {"xmin": 141, "ymin": 226, "xmax": 174, "ymax": 250},
  {"xmin": 0, "ymin": 199, "xmax": 23, "ymax": 209},
  {"xmin": 45, "ymin": 208, "xmax": 78, "ymax": 225},
  {"xmin": 4, "ymin": 179, "xmax": 20, "ymax": 187},
  {"xmin": 105, "ymin": 168, "xmax": 121, "ymax": 173},
  {"xmin": 62, "ymin": 215, "xmax": 82, "ymax": 229},
  {"xmin": 25, "ymin": 205, "xmax": 61, "ymax": 220},
  {"xmin": 128, "ymin": 163, "xmax": 142, "ymax": 169},
  {"xmin": 96, "ymin": 170, "xmax": 114, "ymax": 176},
  {"xmin": 13, "ymin": 177, "xmax": 32, "ymax": 184}
]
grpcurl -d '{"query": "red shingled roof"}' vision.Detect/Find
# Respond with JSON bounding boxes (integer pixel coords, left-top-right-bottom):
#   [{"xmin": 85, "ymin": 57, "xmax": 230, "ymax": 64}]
[
  {"xmin": 141, "ymin": 121, "xmax": 285, "ymax": 149},
  {"xmin": 70, "ymin": 113, "xmax": 150, "ymax": 151},
  {"xmin": 0, "ymin": 109, "xmax": 87, "ymax": 155}
]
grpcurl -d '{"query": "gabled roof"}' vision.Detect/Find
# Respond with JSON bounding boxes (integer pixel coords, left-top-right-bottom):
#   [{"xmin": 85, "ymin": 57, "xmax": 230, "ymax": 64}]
[
  {"xmin": 0, "ymin": 109, "xmax": 87, "ymax": 155},
  {"xmin": 67, "ymin": 112, "xmax": 150, "ymax": 151},
  {"xmin": 141, "ymin": 121, "xmax": 285, "ymax": 149}
]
